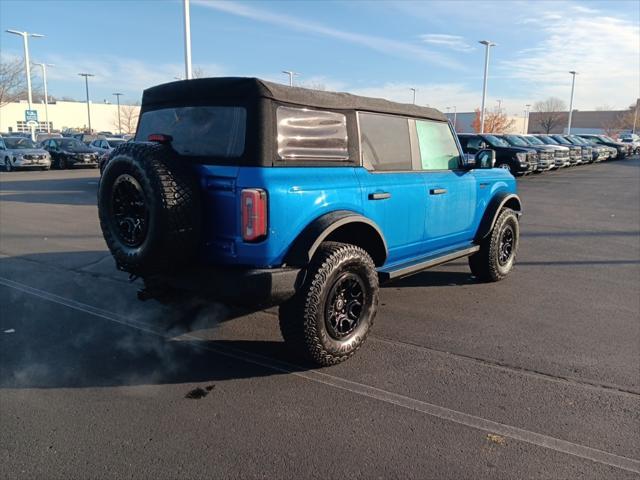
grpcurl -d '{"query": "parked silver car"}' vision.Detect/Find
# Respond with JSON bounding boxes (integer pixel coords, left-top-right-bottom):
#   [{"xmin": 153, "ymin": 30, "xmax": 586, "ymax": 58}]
[
  {"xmin": 0, "ymin": 136, "xmax": 51, "ymax": 171},
  {"xmin": 89, "ymin": 137, "xmax": 127, "ymax": 153}
]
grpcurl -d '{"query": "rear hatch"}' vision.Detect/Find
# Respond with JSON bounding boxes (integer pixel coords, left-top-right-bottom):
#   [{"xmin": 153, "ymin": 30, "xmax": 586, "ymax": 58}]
[{"xmin": 135, "ymin": 105, "xmax": 247, "ymax": 261}]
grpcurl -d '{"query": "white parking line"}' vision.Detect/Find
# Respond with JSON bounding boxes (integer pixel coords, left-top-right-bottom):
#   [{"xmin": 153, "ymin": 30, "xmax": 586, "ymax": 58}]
[{"xmin": 1, "ymin": 275, "xmax": 638, "ymax": 475}]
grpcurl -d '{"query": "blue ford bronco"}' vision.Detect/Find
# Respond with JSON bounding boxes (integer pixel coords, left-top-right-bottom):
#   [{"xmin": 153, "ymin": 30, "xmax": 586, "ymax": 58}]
[{"xmin": 98, "ymin": 78, "xmax": 522, "ymax": 366}]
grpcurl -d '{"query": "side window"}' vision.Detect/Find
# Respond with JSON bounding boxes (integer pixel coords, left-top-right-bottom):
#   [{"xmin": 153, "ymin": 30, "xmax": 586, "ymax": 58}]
[
  {"xmin": 416, "ymin": 120, "xmax": 461, "ymax": 170},
  {"xmin": 358, "ymin": 112, "xmax": 412, "ymax": 171},
  {"xmin": 276, "ymin": 106, "xmax": 348, "ymax": 161},
  {"xmin": 466, "ymin": 136, "xmax": 484, "ymax": 151}
]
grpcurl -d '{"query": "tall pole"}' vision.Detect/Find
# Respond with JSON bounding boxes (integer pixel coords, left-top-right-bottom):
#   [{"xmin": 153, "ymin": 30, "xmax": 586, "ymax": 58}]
[
  {"xmin": 78, "ymin": 73, "xmax": 94, "ymax": 132},
  {"xmin": 497, "ymin": 99, "xmax": 502, "ymax": 112},
  {"xmin": 632, "ymin": 98, "xmax": 639, "ymax": 135},
  {"xmin": 478, "ymin": 40, "xmax": 495, "ymax": 134},
  {"xmin": 6, "ymin": 30, "xmax": 44, "ymax": 138},
  {"xmin": 113, "ymin": 93, "xmax": 123, "ymax": 134},
  {"xmin": 524, "ymin": 104, "xmax": 531, "ymax": 134},
  {"xmin": 282, "ymin": 70, "xmax": 299, "ymax": 86},
  {"xmin": 567, "ymin": 71, "xmax": 577, "ymax": 134},
  {"xmin": 183, "ymin": 0, "xmax": 193, "ymax": 79},
  {"xmin": 34, "ymin": 63, "xmax": 53, "ymax": 133},
  {"xmin": 410, "ymin": 88, "xmax": 416, "ymax": 105}
]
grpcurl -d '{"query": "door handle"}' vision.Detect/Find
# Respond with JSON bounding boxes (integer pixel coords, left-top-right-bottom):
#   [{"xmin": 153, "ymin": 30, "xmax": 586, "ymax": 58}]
[
  {"xmin": 368, "ymin": 192, "xmax": 391, "ymax": 200},
  {"xmin": 429, "ymin": 188, "xmax": 447, "ymax": 195}
]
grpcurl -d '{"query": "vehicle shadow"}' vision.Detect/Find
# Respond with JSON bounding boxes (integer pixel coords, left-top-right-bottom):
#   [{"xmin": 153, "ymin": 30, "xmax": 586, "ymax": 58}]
[{"xmin": 0, "ymin": 174, "xmax": 99, "ymax": 206}]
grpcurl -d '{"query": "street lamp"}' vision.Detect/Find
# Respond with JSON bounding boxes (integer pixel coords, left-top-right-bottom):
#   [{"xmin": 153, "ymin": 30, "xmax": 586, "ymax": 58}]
[
  {"xmin": 78, "ymin": 73, "xmax": 95, "ymax": 133},
  {"xmin": 496, "ymin": 99, "xmax": 502, "ymax": 112},
  {"xmin": 5, "ymin": 30, "xmax": 44, "ymax": 110},
  {"xmin": 183, "ymin": 0, "xmax": 192, "ymax": 79},
  {"xmin": 282, "ymin": 70, "xmax": 300, "ymax": 87},
  {"xmin": 410, "ymin": 88, "xmax": 416, "ymax": 105},
  {"xmin": 567, "ymin": 71, "xmax": 577, "ymax": 134},
  {"xmin": 523, "ymin": 104, "xmax": 531, "ymax": 134},
  {"xmin": 113, "ymin": 92, "xmax": 123, "ymax": 135},
  {"xmin": 633, "ymin": 98, "xmax": 639, "ymax": 135},
  {"xmin": 478, "ymin": 40, "xmax": 496, "ymax": 134},
  {"xmin": 33, "ymin": 62, "xmax": 54, "ymax": 133}
]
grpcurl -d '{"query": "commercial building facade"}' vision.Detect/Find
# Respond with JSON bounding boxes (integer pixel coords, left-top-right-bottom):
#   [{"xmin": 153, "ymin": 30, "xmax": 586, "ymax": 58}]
[{"xmin": 0, "ymin": 100, "xmax": 140, "ymax": 134}]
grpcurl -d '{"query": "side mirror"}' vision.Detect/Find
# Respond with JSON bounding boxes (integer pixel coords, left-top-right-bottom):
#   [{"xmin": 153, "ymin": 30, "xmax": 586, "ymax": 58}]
[
  {"xmin": 475, "ymin": 149, "xmax": 496, "ymax": 169},
  {"xmin": 461, "ymin": 153, "xmax": 476, "ymax": 170}
]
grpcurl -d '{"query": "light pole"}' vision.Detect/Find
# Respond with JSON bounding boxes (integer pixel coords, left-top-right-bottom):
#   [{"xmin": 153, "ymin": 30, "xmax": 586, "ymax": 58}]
[
  {"xmin": 478, "ymin": 40, "xmax": 496, "ymax": 134},
  {"xmin": 33, "ymin": 62, "xmax": 53, "ymax": 133},
  {"xmin": 567, "ymin": 71, "xmax": 577, "ymax": 134},
  {"xmin": 496, "ymin": 99, "xmax": 502, "ymax": 112},
  {"xmin": 113, "ymin": 92, "xmax": 123, "ymax": 135},
  {"xmin": 183, "ymin": 0, "xmax": 193, "ymax": 79},
  {"xmin": 523, "ymin": 104, "xmax": 531, "ymax": 134},
  {"xmin": 410, "ymin": 88, "xmax": 416, "ymax": 105},
  {"xmin": 632, "ymin": 98, "xmax": 639, "ymax": 135},
  {"xmin": 5, "ymin": 30, "xmax": 44, "ymax": 110},
  {"xmin": 282, "ymin": 70, "xmax": 299, "ymax": 87},
  {"xmin": 78, "ymin": 73, "xmax": 94, "ymax": 133}
]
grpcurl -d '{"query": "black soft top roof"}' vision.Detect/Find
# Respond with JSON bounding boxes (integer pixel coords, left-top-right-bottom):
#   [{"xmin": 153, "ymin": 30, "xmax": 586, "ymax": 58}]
[{"xmin": 141, "ymin": 77, "xmax": 447, "ymax": 122}]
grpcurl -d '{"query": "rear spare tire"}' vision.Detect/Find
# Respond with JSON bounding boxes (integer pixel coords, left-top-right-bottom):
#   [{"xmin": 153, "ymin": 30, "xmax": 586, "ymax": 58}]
[{"xmin": 98, "ymin": 143, "xmax": 202, "ymax": 276}]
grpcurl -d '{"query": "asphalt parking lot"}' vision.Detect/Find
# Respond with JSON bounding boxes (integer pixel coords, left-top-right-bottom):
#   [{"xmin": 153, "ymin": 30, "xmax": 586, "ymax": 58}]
[{"xmin": 0, "ymin": 159, "xmax": 638, "ymax": 479}]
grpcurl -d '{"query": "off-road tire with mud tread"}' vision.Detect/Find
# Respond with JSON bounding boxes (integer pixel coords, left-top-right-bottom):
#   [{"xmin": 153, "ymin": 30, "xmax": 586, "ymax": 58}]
[
  {"xmin": 98, "ymin": 142, "xmax": 202, "ymax": 277},
  {"xmin": 278, "ymin": 241, "xmax": 379, "ymax": 367},
  {"xmin": 468, "ymin": 207, "xmax": 519, "ymax": 282}
]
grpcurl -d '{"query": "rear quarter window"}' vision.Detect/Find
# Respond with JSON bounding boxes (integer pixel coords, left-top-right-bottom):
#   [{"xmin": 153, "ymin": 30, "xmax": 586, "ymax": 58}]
[
  {"xmin": 276, "ymin": 106, "xmax": 348, "ymax": 161},
  {"xmin": 136, "ymin": 106, "xmax": 246, "ymax": 157}
]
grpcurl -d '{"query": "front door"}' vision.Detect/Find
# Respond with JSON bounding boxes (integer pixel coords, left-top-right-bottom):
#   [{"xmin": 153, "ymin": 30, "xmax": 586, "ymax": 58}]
[{"xmin": 414, "ymin": 119, "xmax": 477, "ymax": 251}]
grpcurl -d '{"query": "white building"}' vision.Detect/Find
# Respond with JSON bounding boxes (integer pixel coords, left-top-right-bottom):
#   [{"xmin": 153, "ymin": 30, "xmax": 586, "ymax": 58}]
[{"xmin": 0, "ymin": 99, "xmax": 140, "ymax": 134}]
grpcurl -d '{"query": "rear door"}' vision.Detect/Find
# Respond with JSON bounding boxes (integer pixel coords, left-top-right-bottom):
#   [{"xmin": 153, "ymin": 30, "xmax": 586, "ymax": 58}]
[{"xmin": 355, "ymin": 112, "xmax": 428, "ymax": 263}]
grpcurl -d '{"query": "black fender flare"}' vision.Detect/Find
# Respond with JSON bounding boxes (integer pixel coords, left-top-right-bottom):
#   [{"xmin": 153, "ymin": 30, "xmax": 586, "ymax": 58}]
[
  {"xmin": 284, "ymin": 210, "xmax": 388, "ymax": 267},
  {"xmin": 474, "ymin": 193, "xmax": 522, "ymax": 242}
]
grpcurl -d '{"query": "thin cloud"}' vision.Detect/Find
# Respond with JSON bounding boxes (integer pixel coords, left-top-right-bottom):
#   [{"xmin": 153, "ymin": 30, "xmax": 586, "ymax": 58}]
[
  {"xmin": 500, "ymin": 4, "xmax": 639, "ymax": 109},
  {"xmin": 419, "ymin": 34, "xmax": 474, "ymax": 52},
  {"xmin": 193, "ymin": 0, "xmax": 464, "ymax": 70}
]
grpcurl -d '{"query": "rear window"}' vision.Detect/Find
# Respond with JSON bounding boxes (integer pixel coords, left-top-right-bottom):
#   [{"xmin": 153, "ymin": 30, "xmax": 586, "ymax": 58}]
[
  {"xmin": 136, "ymin": 106, "xmax": 246, "ymax": 157},
  {"xmin": 359, "ymin": 112, "xmax": 411, "ymax": 171}
]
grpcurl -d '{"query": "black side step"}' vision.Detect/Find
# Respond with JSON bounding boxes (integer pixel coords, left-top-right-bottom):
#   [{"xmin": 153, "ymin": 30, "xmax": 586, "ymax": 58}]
[{"xmin": 378, "ymin": 246, "xmax": 480, "ymax": 283}]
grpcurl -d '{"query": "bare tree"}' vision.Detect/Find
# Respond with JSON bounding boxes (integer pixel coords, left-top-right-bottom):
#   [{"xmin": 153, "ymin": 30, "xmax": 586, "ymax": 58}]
[
  {"xmin": 533, "ymin": 97, "xmax": 567, "ymax": 133},
  {"xmin": 615, "ymin": 101, "xmax": 640, "ymax": 131},
  {"xmin": 115, "ymin": 102, "xmax": 140, "ymax": 134},
  {"xmin": 0, "ymin": 59, "xmax": 26, "ymax": 107},
  {"xmin": 471, "ymin": 107, "xmax": 515, "ymax": 133}
]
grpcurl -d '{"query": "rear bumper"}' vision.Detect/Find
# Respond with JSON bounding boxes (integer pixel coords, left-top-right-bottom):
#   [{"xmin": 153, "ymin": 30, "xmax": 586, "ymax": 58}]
[{"xmin": 144, "ymin": 266, "xmax": 303, "ymax": 306}]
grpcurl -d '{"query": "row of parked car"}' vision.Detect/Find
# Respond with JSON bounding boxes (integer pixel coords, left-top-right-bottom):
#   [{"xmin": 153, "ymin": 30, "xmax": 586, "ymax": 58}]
[
  {"xmin": 457, "ymin": 133, "xmax": 637, "ymax": 176},
  {"xmin": 0, "ymin": 132, "xmax": 129, "ymax": 171},
  {"xmin": 0, "ymin": 129, "xmax": 636, "ymax": 174}
]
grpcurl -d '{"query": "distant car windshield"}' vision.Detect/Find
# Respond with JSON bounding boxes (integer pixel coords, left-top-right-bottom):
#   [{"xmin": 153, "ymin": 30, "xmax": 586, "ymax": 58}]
[
  {"xmin": 524, "ymin": 136, "xmax": 544, "ymax": 145},
  {"xmin": 59, "ymin": 139, "xmax": 87, "ymax": 150},
  {"xmin": 537, "ymin": 136, "xmax": 559, "ymax": 145},
  {"xmin": 106, "ymin": 139, "xmax": 126, "ymax": 148},
  {"xmin": 552, "ymin": 136, "xmax": 571, "ymax": 145},
  {"xmin": 602, "ymin": 135, "xmax": 617, "ymax": 143},
  {"xmin": 4, "ymin": 137, "xmax": 36, "ymax": 149},
  {"xmin": 582, "ymin": 136, "xmax": 602, "ymax": 144},
  {"xmin": 503, "ymin": 135, "xmax": 529, "ymax": 147},
  {"xmin": 482, "ymin": 135, "xmax": 510, "ymax": 147}
]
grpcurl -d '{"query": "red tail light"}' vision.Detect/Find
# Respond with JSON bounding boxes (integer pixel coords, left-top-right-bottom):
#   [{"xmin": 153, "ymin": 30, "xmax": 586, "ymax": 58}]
[
  {"xmin": 241, "ymin": 189, "xmax": 267, "ymax": 242},
  {"xmin": 147, "ymin": 133, "xmax": 173, "ymax": 144}
]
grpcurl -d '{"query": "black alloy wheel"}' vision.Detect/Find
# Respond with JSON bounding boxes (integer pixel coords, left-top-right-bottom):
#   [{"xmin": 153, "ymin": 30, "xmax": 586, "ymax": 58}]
[
  {"xmin": 325, "ymin": 273, "xmax": 365, "ymax": 340},
  {"xmin": 110, "ymin": 174, "xmax": 149, "ymax": 247},
  {"xmin": 498, "ymin": 225, "xmax": 515, "ymax": 266}
]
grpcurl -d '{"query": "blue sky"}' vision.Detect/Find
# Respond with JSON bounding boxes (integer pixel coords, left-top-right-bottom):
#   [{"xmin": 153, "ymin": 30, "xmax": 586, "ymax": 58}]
[{"xmin": 1, "ymin": 0, "xmax": 638, "ymax": 115}]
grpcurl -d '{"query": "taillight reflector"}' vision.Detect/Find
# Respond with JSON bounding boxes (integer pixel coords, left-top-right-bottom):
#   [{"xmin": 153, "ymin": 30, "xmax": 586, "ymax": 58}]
[{"xmin": 242, "ymin": 189, "xmax": 267, "ymax": 242}]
